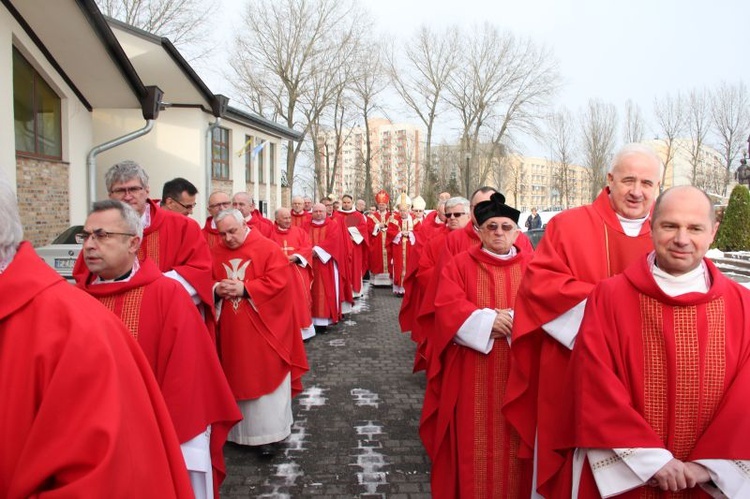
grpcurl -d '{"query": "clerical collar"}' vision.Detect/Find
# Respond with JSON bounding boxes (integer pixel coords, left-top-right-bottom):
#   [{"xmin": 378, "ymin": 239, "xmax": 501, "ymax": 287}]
[
  {"xmin": 211, "ymin": 218, "xmax": 217, "ymax": 229},
  {"xmin": 311, "ymin": 219, "xmax": 326, "ymax": 225},
  {"xmin": 92, "ymin": 258, "xmax": 140, "ymax": 285},
  {"xmin": 616, "ymin": 212, "xmax": 648, "ymax": 237},
  {"xmin": 339, "ymin": 208, "xmax": 356, "ymax": 214},
  {"xmin": 648, "ymin": 251, "xmax": 710, "ymax": 296},
  {"xmin": 140, "ymin": 206, "xmax": 151, "ymax": 230},
  {"xmin": 276, "ymin": 225, "xmax": 290, "ymax": 232},
  {"xmin": 0, "ymin": 247, "xmax": 17, "ymax": 274},
  {"xmin": 244, "ymin": 215, "xmax": 253, "ymax": 223},
  {"xmin": 482, "ymin": 245, "xmax": 518, "ymax": 260}
]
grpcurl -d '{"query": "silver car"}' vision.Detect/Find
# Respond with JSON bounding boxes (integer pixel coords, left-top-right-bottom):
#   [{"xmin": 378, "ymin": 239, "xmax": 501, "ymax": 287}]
[{"xmin": 36, "ymin": 225, "xmax": 83, "ymax": 282}]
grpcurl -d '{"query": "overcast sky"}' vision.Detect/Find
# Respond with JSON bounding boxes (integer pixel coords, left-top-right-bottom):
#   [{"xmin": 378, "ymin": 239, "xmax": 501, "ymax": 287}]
[{"xmin": 209, "ymin": 0, "xmax": 748, "ymax": 154}]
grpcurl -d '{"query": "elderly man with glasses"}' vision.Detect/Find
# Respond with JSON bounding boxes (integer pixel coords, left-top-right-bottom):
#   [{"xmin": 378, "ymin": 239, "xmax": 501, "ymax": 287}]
[
  {"xmin": 421, "ymin": 192, "xmax": 533, "ymax": 498},
  {"xmin": 74, "ymin": 200, "xmax": 241, "ymax": 499},
  {"xmin": 202, "ymin": 191, "xmax": 232, "ymax": 249},
  {"xmin": 73, "ymin": 160, "xmax": 214, "ymax": 331}
]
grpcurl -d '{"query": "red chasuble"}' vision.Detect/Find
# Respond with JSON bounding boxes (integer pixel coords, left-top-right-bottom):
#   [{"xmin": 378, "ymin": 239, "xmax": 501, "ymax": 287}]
[
  {"xmin": 247, "ymin": 212, "xmax": 274, "ymax": 238},
  {"xmin": 291, "ymin": 209, "xmax": 312, "ymax": 229},
  {"xmin": 76, "ymin": 258, "xmax": 242, "ymax": 497},
  {"xmin": 211, "ymin": 230, "xmax": 309, "ymax": 399},
  {"xmin": 387, "ymin": 213, "xmax": 420, "ymax": 289},
  {"xmin": 1, "ymin": 243, "xmax": 192, "ymax": 498},
  {"xmin": 366, "ymin": 211, "xmax": 393, "ymax": 276},
  {"xmin": 504, "ymin": 188, "xmax": 654, "ymax": 498},
  {"xmin": 416, "ymin": 223, "xmax": 534, "ymax": 377},
  {"xmin": 334, "ymin": 209, "xmax": 369, "ymax": 295},
  {"xmin": 420, "ymin": 245, "xmax": 533, "ymax": 498},
  {"xmin": 202, "ymin": 216, "xmax": 222, "ymax": 250},
  {"xmin": 307, "ymin": 217, "xmax": 349, "ymax": 323},
  {"xmin": 418, "ymin": 210, "xmax": 445, "ymax": 242},
  {"xmin": 566, "ymin": 256, "xmax": 750, "ymax": 498},
  {"xmin": 268, "ymin": 224, "xmax": 314, "ymax": 332}
]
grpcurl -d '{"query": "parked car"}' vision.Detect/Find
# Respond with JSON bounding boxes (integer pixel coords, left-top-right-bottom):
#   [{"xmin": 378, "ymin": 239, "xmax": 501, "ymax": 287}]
[
  {"xmin": 525, "ymin": 227, "xmax": 545, "ymax": 249},
  {"xmin": 36, "ymin": 225, "xmax": 83, "ymax": 282}
]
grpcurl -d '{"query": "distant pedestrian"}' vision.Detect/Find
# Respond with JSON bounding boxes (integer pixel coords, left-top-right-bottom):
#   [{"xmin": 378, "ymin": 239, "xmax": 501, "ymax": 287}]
[{"xmin": 525, "ymin": 207, "xmax": 542, "ymax": 230}]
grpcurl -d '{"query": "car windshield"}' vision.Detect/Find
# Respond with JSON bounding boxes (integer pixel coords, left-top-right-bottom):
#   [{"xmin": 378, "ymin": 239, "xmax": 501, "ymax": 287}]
[{"xmin": 52, "ymin": 225, "xmax": 84, "ymax": 244}]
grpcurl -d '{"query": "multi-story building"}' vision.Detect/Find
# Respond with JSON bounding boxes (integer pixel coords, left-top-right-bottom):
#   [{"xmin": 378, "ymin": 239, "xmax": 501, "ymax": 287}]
[
  {"xmin": 499, "ymin": 154, "xmax": 591, "ymax": 212},
  {"xmin": 643, "ymin": 139, "xmax": 728, "ymax": 196},
  {"xmin": 317, "ymin": 118, "xmax": 423, "ymax": 199}
]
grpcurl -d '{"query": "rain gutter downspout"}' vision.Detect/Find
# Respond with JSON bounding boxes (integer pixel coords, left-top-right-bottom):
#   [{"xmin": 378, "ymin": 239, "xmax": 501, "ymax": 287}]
[
  {"xmin": 205, "ymin": 117, "xmax": 221, "ymax": 207},
  {"xmin": 86, "ymin": 85, "xmax": 164, "ymax": 208},
  {"xmin": 87, "ymin": 120, "xmax": 154, "ymax": 207}
]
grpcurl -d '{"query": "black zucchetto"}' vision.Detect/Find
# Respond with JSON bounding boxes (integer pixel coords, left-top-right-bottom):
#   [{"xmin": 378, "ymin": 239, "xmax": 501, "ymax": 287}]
[{"xmin": 473, "ymin": 192, "xmax": 521, "ymax": 225}]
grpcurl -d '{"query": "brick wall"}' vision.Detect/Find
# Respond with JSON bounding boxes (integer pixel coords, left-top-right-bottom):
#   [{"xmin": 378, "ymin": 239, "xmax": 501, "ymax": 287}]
[{"xmin": 16, "ymin": 156, "xmax": 70, "ymax": 246}]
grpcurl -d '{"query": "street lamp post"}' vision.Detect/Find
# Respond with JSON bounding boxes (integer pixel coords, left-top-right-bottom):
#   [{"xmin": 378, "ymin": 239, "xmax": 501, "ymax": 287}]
[{"xmin": 465, "ymin": 152, "xmax": 471, "ymax": 198}]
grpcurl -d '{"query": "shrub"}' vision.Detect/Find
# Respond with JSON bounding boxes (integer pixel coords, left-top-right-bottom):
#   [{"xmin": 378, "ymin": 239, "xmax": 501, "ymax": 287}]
[{"xmin": 713, "ymin": 184, "xmax": 750, "ymax": 251}]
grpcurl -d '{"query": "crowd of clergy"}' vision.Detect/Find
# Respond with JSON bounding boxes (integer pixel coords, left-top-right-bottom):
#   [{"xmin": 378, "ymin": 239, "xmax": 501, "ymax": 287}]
[{"xmin": 2, "ymin": 140, "xmax": 750, "ymax": 498}]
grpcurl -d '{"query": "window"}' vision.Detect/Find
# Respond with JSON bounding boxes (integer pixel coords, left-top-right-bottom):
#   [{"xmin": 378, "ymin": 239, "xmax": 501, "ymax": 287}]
[
  {"xmin": 212, "ymin": 127, "xmax": 230, "ymax": 180},
  {"xmin": 269, "ymin": 142, "xmax": 276, "ymax": 184},
  {"xmin": 13, "ymin": 48, "xmax": 62, "ymax": 159},
  {"xmin": 257, "ymin": 139, "xmax": 265, "ymax": 184},
  {"xmin": 244, "ymin": 134, "xmax": 253, "ymax": 182}
]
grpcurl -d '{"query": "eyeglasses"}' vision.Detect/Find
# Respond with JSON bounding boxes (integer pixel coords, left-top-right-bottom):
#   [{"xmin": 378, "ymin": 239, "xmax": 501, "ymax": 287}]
[
  {"xmin": 482, "ymin": 222, "xmax": 516, "ymax": 233},
  {"xmin": 75, "ymin": 229, "xmax": 136, "ymax": 244},
  {"xmin": 444, "ymin": 212, "xmax": 466, "ymax": 219},
  {"xmin": 109, "ymin": 186, "xmax": 145, "ymax": 196},
  {"xmin": 208, "ymin": 201, "xmax": 232, "ymax": 209},
  {"xmin": 170, "ymin": 198, "xmax": 197, "ymax": 210}
]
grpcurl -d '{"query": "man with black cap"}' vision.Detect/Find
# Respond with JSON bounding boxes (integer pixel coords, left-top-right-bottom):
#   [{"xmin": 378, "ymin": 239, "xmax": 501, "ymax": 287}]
[{"xmin": 419, "ymin": 192, "xmax": 533, "ymax": 498}]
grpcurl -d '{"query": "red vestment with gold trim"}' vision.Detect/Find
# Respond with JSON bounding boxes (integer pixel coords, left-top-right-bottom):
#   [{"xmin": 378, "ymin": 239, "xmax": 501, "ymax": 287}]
[
  {"xmin": 1, "ymin": 243, "xmax": 193, "ymax": 498},
  {"xmin": 565, "ymin": 256, "xmax": 750, "ymax": 498},
  {"xmin": 504, "ymin": 188, "xmax": 654, "ymax": 498},
  {"xmin": 421, "ymin": 244, "xmax": 533, "ymax": 498},
  {"xmin": 211, "ymin": 230, "xmax": 309, "ymax": 399},
  {"xmin": 366, "ymin": 211, "xmax": 393, "ymax": 277},
  {"xmin": 268, "ymin": 224, "xmax": 314, "ymax": 333},
  {"xmin": 77, "ymin": 258, "xmax": 241, "ymax": 498},
  {"xmin": 307, "ymin": 217, "xmax": 349, "ymax": 323}
]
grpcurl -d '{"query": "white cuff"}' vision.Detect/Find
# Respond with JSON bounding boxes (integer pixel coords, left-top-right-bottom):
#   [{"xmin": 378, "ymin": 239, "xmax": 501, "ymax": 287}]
[
  {"xmin": 293, "ymin": 253, "xmax": 308, "ymax": 267},
  {"xmin": 695, "ymin": 459, "xmax": 750, "ymax": 498},
  {"xmin": 453, "ymin": 308, "xmax": 496, "ymax": 354},
  {"xmin": 541, "ymin": 299, "xmax": 587, "ymax": 349},
  {"xmin": 164, "ymin": 269, "xmax": 200, "ymax": 304},
  {"xmin": 313, "ymin": 246, "xmax": 331, "ymax": 263},
  {"xmin": 587, "ymin": 447, "xmax": 673, "ymax": 498}
]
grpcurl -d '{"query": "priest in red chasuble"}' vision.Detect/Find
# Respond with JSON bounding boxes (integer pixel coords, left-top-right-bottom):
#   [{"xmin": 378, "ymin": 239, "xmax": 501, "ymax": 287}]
[
  {"xmin": 307, "ymin": 203, "xmax": 349, "ymax": 330},
  {"xmin": 73, "ymin": 160, "xmax": 215, "ymax": 334},
  {"xmin": 400, "ymin": 196, "xmax": 471, "ymax": 373},
  {"xmin": 203, "ymin": 191, "xmax": 232, "ymax": 249},
  {"xmin": 334, "ymin": 193, "xmax": 369, "ymax": 298},
  {"xmin": 367, "ymin": 189, "xmax": 393, "ymax": 286},
  {"xmin": 211, "ymin": 209, "xmax": 309, "ymax": 457},
  {"xmin": 270, "ymin": 207, "xmax": 316, "ymax": 341},
  {"xmin": 504, "ymin": 144, "xmax": 663, "ymax": 498},
  {"xmin": 290, "ymin": 195, "xmax": 312, "ymax": 228},
  {"xmin": 0, "ymin": 181, "xmax": 193, "ymax": 498},
  {"xmin": 387, "ymin": 195, "xmax": 419, "ymax": 296},
  {"xmin": 232, "ymin": 191, "xmax": 273, "ymax": 238},
  {"xmin": 76, "ymin": 200, "xmax": 241, "ymax": 499},
  {"xmin": 421, "ymin": 192, "xmax": 533, "ymax": 498},
  {"xmin": 565, "ymin": 186, "xmax": 750, "ymax": 497}
]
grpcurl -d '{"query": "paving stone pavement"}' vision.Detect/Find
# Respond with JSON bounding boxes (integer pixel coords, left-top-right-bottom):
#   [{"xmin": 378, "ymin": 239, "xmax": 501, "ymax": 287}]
[{"xmin": 220, "ymin": 282, "xmax": 432, "ymax": 498}]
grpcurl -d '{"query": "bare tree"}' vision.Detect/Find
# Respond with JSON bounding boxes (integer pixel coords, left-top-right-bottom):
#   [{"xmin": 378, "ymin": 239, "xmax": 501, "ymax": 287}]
[
  {"xmin": 710, "ymin": 81, "xmax": 750, "ymax": 194},
  {"xmin": 685, "ymin": 88, "xmax": 711, "ymax": 188},
  {"xmin": 95, "ymin": 0, "xmax": 217, "ymax": 59},
  {"xmin": 231, "ymin": 0, "xmax": 369, "ymax": 197},
  {"xmin": 623, "ymin": 99, "xmax": 645, "ymax": 143},
  {"xmin": 444, "ymin": 24, "xmax": 559, "ymax": 197},
  {"xmin": 653, "ymin": 93, "xmax": 685, "ymax": 189},
  {"xmin": 579, "ymin": 99, "xmax": 618, "ymax": 200},
  {"xmin": 387, "ymin": 25, "xmax": 460, "ymax": 207},
  {"xmin": 352, "ymin": 40, "xmax": 389, "ymax": 206},
  {"xmin": 546, "ymin": 108, "xmax": 578, "ymax": 208}
]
